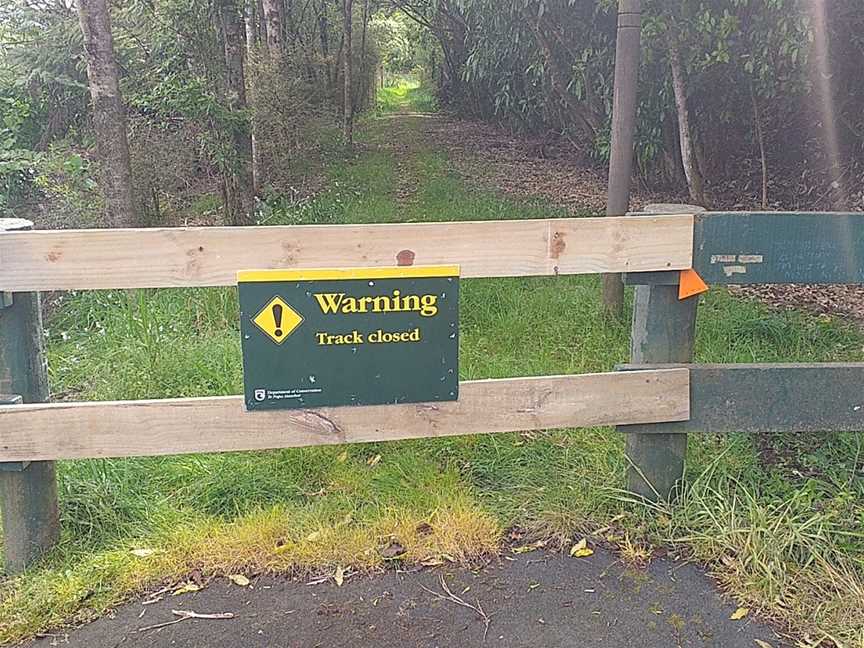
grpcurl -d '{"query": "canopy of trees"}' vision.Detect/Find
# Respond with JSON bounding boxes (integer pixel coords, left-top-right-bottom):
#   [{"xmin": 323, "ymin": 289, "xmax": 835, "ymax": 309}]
[
  {"xmin": 1, "ymin": 0, "xmax": 861, "ymax": 226},
  {"xmin": 392, "ymin": 0, "xmax": 863, "ymax": 209},
  {"xmin": 1, "ymin": 0, "xmax": 381, "ymax": 226}
]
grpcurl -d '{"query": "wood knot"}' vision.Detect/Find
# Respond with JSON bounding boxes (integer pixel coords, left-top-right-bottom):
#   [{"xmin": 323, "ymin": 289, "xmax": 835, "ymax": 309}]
[
  {"xmin": 550, "ymin": 232, "xmax": 566, "ymax": 259},
  {"xmin": 396, "ymin": 249, "xmax": 416, "ymax": 266}
]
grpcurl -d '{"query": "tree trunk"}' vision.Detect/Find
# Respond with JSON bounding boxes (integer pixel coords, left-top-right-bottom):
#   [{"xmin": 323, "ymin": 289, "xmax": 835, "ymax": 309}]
[
  {"xmin": 76, "ymin": 0, "xmax": 136, "ymax": 227},
  {"xmin": 661, "ymin": 112, "xmax": 685, "ymax": 187},
  {"xmin": 669, "ymin": 42, "xmax": 706, "ymax": 206},
  {"xmin": 262, "ymin": 0, "xmax": 283, "ymax": 58},
  {"xmin": 244, "ymin": 0, "xmax": 257, "ymax": 48},
  {"xmin": 244, "ymin": 0, "xmax": 263, "ymax": 195},
  {"xmin": 358, "ymin": 0, "xmax": 369, "ymax": 110},
  {"xmin": 750, "ymin": 83, "xmax": 768, "ymax": 209},
  {"xmin": 219, "ymin": 0, "xmax": 254, "ymax": 225},
  {"xmin": 342, "ymin": 0, "xmax": 354, "ymax": 147},
  {"xmin": 317, "ymin": 0, "xmax": 333, "ymax": 90},
  {"xmin": 603, "ymin": 0, "xmax": 642, "ymax": 319},
  {"xmin": 257, "ymin": 0, "xmax": 266, "ymax": 43}
]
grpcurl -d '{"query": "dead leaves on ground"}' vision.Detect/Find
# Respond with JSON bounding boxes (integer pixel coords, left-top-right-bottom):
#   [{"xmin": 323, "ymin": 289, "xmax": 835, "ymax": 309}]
[
  {"xmin": 511, "ymin": 539, "xmax": 547, "ymax": 554},
  {"xmin": 172, "ymin": 583, "xmax": 202, "ymax": 596},
  {"xmin": 730, "ymin": 607, "xmax": 750, "ymax": 620},
  {"xmin": 569, "ymin": 538, "xmax": 594, "ymax": 558},
  {"xmin": 380, "ymin": 540, "xmax": 407, "ymax": 561},
  {"xmin": 510, "ymin": 537, "xmax": 595, "ymax": 559},
  {"xmin": 228, "ymin": 574, "xmax": 250, "ymax": 587},
  {"xmin": 333, "ymin": 565, "xmax": 345, "ymax": 587}
]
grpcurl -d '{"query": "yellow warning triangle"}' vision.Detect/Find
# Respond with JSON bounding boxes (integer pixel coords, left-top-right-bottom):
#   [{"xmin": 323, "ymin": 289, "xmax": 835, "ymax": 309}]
[
  {"xmin": 679, "ymin": 269, "xmax": 709, "ymax": 300},
  {"xmin": 252, "ymin": 296, "xmax": 304, "ymax": 344}
]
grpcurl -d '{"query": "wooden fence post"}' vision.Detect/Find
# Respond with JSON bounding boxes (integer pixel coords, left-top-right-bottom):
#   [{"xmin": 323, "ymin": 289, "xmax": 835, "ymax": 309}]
[
  {"xmin": 624, "ymin": 204, "xmax": 703, "ymax": 501},
  {"xmin": 0, "ymin": 218, "xmax": 59, "ymax": 575}
]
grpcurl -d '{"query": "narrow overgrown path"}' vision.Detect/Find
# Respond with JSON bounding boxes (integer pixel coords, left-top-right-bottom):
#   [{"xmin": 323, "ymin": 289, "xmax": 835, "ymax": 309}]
[{"xmin": 2, "ymin": 84, "xmax": 864, "ymax": 646}]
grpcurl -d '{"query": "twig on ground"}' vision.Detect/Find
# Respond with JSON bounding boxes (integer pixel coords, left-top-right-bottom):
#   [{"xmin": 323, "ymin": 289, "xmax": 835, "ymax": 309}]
[
  {"xmin": 419, "ymin": 574, "xmax": 495, "ymax": 641},
  {"xmin": 137, "ymin": 609, "xmax": 234, "ymax": 633}
]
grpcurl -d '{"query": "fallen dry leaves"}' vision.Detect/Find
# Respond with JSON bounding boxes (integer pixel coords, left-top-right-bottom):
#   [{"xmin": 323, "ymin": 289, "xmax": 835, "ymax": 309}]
[
  {"xmin": 730, "ymin": 607, "xmax": 750, "ymax": 620},
  {"xmin": 569, "ymin": 538, "xmax": 594, "ymax": 558},
  {"xmin": 171, "ymin": 583, "xmax": 201, "ymax": 596}
]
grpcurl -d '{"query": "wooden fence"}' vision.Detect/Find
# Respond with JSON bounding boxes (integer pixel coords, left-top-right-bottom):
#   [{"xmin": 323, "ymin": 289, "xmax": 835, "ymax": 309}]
[{"xmin": 1, "ymin": 210, "xmax": 863, "ymax": 574}]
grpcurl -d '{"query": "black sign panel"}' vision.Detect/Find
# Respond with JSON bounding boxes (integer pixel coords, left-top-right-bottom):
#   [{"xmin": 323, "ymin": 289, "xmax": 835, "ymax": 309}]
[{"xmin": 238, "ymin": 266, "xmax": 459, "ymax": 410}]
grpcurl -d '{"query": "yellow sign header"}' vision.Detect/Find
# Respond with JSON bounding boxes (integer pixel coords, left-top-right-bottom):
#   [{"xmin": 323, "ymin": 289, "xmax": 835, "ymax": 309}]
[{"xmin": 237, "ymin": 265, "xmax": 460, "ymax": 284}]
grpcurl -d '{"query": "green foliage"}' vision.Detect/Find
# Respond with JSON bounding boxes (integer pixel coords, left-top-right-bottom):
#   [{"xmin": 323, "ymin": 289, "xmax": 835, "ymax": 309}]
[
  {"xmin": 377, "ymin": 78, "xmax": 438, "ymax": 113},
  {"xmin": 372, "ymin": 13, "xmax": 423, "ymax": 75},
  {"xmin": 0, "ymin": 0, "xmax": 385, "ymax": 222},
  {"xmin": 403, "ymin": 0, "xmax": 862, "ymax": 191},
  {"xmin": 27, "ymin": 145, "xmax": 102, "ymax": 226},
  {"xmin": 0, "ymin": 94, "xmax": 40, "ymax": 203}
]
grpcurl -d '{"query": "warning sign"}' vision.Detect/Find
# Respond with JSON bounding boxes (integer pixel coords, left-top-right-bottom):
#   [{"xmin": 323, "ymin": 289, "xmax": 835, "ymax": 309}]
[
  {"xmin": 251, "ymin": 296, "xmax": 304, "ymax": 344},
  {"xmin": 237, "ymin": 266, "xmax": 459, "ymax": 411}
]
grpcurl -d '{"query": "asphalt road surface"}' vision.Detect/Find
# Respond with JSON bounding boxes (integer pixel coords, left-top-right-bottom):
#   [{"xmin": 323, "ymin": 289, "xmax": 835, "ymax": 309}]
[{"xmin": 30, "ymin": 549, "xmax": 789, "ymax": 648}]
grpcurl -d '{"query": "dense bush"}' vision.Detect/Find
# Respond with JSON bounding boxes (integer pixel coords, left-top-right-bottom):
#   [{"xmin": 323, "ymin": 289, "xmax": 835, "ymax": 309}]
[
  {"xmin": 0, "ymin": 0, "xmax": 381, "ymax": 225},
  {"xmin": 395, "ymin": 0, "xmax": 864, "ymax": 206}
]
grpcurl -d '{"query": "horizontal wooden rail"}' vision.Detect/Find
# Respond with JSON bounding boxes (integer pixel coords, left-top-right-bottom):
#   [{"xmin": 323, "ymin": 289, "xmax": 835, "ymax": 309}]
[
  {"xmin": 618, "ymin": 363, "xmax": 864, "ymax": 434},
  {"xmin": 0, "ymin": 215, "xmax": 694, "ymax": 291},
  {"xmin": 0, "ymin": 370, "xmax": 689, "ymax": 461}
]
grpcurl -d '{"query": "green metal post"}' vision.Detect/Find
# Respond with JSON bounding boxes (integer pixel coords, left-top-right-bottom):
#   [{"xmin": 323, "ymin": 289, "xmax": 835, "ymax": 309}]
[
  {"xmin": 0, "ymin": 218, "xmax": 59, "ymax": 574},
  {"xmin": 624, "ymin": 205, "xmax": 702, "ymax": 501}
]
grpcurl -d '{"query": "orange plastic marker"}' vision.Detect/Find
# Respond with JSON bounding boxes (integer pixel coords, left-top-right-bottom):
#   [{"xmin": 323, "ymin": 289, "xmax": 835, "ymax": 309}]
[{"xmin": 678, "ymin": 268, "xmax": 709, "ymax": 300}]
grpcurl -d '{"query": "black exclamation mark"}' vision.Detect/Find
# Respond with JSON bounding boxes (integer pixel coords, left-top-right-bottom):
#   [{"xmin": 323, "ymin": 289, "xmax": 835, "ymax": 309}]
[{"xmin": 272, "ymin": 303, "xmax": 283, "ymax": 337}]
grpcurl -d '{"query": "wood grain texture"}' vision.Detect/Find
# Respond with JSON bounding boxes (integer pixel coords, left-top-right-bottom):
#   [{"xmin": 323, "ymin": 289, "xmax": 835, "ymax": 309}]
[
  {"xmin": 0, "ymin": 215, "xmax": 694, "ymax": 291},
  {"xmin": 0, "ymin": 370, "xmax": 689, "ymax": 461}
]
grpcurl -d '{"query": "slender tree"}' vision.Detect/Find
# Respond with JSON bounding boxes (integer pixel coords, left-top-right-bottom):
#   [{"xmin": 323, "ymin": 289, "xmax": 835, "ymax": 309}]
[
  {"xmin": 603, "ymin": 0, "xmax": 641, "ymax": 317},
  {"xmin": 219, "ymin": 0, "xmax": 254, "ymax": 224},
  {"xmin": 317, "ymin": 0, "xmax": 333, "ymax": 89},
  {"xmin": 76, "ymin": 0, "xmax": 136, "ymax": 227},
  {"xmin": 244, "ymin": 0, "xmax": 263, "ymax": 195},
  {"xmin": 261, "ymin": 0, "xmax": 283, "ymax": 58},
  {"xmin": 358, "ymin": 0, "xmax": 370, "ymax": 110},
  {"xmin": 342, "ymin": 0, "xmax": 354, "ymax": 147},
  {"xmin": 669, "ymin": 41, "xmax": 706, "ymax": 207}
]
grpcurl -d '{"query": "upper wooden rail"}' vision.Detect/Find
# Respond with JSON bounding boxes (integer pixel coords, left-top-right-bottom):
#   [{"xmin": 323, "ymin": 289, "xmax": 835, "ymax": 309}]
[
  {"xmin": 0, "ymin": 370, "xmax": 689, "ymax": 461},
  {"xmin": 0, "ymin": 215, "xmax": 694, "ymax": 291}
]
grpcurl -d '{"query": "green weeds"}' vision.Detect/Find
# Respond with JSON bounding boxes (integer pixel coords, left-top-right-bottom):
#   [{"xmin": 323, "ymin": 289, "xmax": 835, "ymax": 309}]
[{"xmin": 377, "ymin": 78, "xmax": 438, "ymax": 113}]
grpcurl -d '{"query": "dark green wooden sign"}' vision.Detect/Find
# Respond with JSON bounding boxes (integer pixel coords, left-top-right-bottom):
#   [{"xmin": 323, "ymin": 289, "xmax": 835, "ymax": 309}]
[
  {"xmin": 627, "ymin": 212, "xmax": 864, "ymax": 286},
  {"xmin": 694, "ymin": 212, "xmax": 864, "ymax": 285},
  {"xmin": 238, "ymin": 266, "xmax": 459, "ymax": 410}
]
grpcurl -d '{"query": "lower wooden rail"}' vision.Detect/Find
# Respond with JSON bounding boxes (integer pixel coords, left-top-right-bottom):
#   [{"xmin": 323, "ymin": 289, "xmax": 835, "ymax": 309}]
[{"xmin": 0, "ymin": 370, "xmax": 689, "ymax": 461}]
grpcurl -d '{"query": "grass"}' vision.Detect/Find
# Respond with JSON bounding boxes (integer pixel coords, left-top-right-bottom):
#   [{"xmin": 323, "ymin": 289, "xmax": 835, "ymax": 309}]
[
  {"xmin": 377, "ymin": 77, "xmax": 438, "ymax": 114},
  {"xmin": 2, "ymin": 82, "xmax": 864, "ymax": 646}
]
